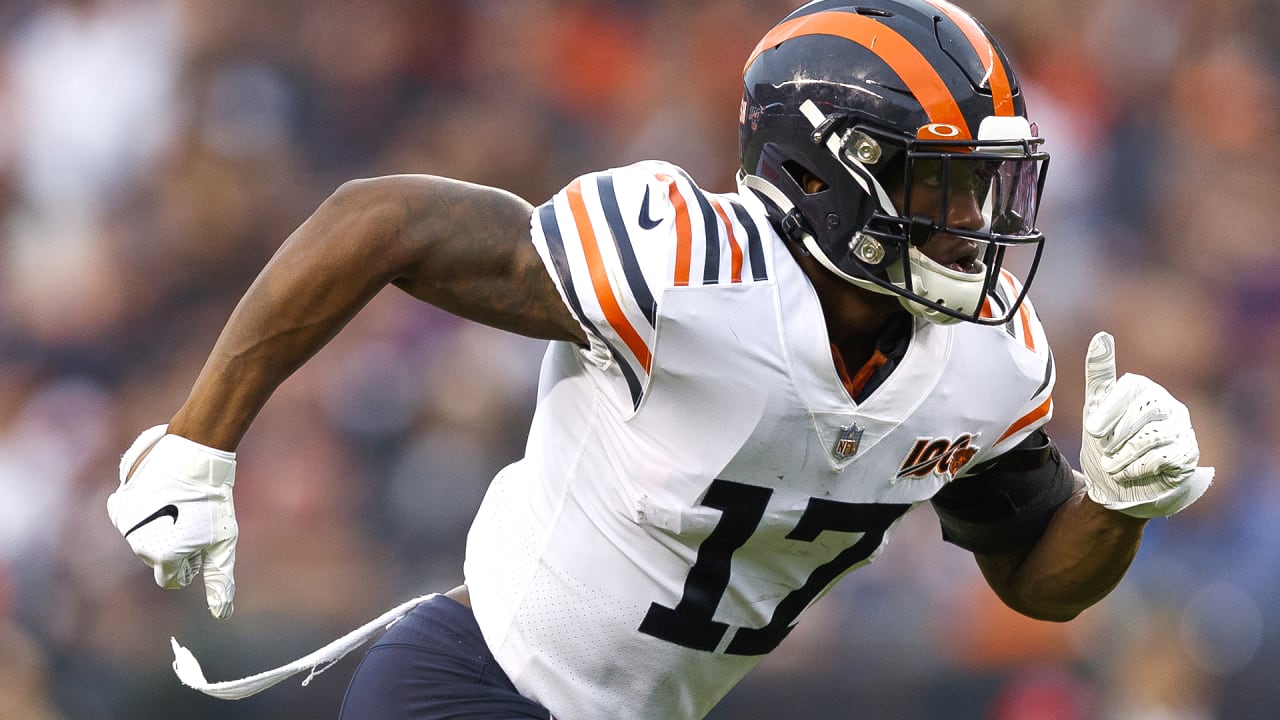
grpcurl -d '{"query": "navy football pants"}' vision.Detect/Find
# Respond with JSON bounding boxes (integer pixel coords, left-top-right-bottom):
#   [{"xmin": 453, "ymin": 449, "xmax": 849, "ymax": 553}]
[{"xmin": 339, "ymin": 594, "xmax": 551, "ymax": 719}]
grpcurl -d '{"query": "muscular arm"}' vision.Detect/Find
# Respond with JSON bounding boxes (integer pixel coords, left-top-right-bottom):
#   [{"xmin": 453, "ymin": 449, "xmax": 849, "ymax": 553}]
[
  {"xmin": 974, "ymin": 476, "xmax": 1147, "ymax": 622},
  {"xmin": 168, "ymin": 175, "xmax": 586, "ymax": 451}
]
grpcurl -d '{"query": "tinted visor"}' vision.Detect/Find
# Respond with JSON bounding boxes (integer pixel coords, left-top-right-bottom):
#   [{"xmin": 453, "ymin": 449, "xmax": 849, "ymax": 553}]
[
  {"xmin": 987, "ymin": 152, "xmax": 1047, "ymax": 238},
  {"xmin": 905, "ymin": 138, "xmax": 1049, "ymax": 243}
]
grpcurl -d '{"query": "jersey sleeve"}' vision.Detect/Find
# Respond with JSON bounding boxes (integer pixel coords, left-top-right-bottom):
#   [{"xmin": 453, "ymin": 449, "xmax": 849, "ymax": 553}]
[
  {"xmin": 529, "ymin": 160, "xmax": 772, "ymax": 408},
  {"xmin": 972, "ymin": 270, "xmax": 1057, "ymax": 463}
]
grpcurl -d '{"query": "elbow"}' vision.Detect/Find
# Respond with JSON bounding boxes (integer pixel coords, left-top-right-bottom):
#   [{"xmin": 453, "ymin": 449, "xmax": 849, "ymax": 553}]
[
  {"xmin": 325, "ymin": 176, "xmax": 405, "ymax": 227},
  {"xmin": 310, "ymin": 176, "xmax": 426, "ymax": 273},
  {"xmin": 249, "ymin": 175, "xmax": 422, "ymax": 295},
  {"xmin": 324, "ymin": 174, "xmax": 453, "ymax": 253},
  {"xmin": 993, "ymin": 584, "xmax": 1098, "ymax": 623},
  {"xmin": 331, "ymin": 175, "xmax": 396, "ymax": 202},
  {"xmin": 984, "ymin": 568, "xmax": 1095, "ymax": 622},
  {"xmin": 1006, "ymin": 601, "xmax": 1084, "ymax": 624}
]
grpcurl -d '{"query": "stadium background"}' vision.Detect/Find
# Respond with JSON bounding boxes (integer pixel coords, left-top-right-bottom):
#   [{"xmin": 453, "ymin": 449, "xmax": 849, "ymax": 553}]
[{"xmin": 1, "ymin": 1, "xmax": 1277, "ymax": 717}]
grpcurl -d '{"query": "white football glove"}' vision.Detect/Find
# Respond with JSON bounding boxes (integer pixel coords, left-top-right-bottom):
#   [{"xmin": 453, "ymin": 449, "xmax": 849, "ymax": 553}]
[
  {"xmin": 107, "ymin": 424, "xmax": 238, "ymax": 619},
  {"xmin": 1080, "ymin": 332, "xmax": 1214, "ymax": 518}
]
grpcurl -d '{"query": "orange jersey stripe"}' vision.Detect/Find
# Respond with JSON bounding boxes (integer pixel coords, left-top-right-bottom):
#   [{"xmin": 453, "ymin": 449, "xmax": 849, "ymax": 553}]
[
  {"xmin": 997, "ymin": 396, "xmax": 1052, "ymax": 444},
  {"xmin": 566, "ymin": 179, "xmax": 653, "ymax": 371},
  {"xmin": 999, "ymin": 270, "xmax": 1035, "ymax": 351},
  {"xmin": 744, "ymin": 11, "xmax": 971, "ymax": 136},
  {"xmin": 656, "ymin": 173, "xmax": 695, "ymax": 287},
  {"xmin": 709, "ymin": 198, "xmax": 745, "ymax": 283},
  {"xmin": 1017, "ymin": 301, "xmax": 1034, "ymax": 351},
  {"xmin": 920, "ymin": 0, "xmax": 1015, "ymax": 116}
]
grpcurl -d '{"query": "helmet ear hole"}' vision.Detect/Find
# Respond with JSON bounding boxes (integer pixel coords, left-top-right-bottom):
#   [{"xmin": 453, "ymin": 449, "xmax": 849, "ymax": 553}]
[{"xmin": 781, "ymin": 161, "xmax": 829, "ymax": 195}]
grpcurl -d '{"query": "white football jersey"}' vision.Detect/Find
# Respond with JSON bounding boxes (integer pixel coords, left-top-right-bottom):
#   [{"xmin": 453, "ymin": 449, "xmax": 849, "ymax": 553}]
[{"xmin": 464, "ymin": 161, "xmax": 1055, "ymax": 720}]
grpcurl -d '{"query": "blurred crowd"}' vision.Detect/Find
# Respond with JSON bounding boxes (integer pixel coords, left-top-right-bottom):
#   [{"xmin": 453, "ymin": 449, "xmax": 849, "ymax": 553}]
[{"xmin": 1, "ymin": 0, "xmax": 1278, "ymax": 718}]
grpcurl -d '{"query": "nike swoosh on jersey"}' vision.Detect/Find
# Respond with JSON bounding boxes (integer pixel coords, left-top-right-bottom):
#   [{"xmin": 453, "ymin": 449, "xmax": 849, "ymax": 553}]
[
  {"xmin": 638, "ymin": 185, "xmax": 662, "ymax": 229},
  {"xmin": 125, "ymin": 504, "xmax": 179, "ymax": 537}
]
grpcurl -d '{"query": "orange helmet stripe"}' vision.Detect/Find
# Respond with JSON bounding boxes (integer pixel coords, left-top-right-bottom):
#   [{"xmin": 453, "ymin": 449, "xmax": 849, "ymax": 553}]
[
  {"xmin": 919, "ymin": 0, "xmax": 1015, "ymax": 116},
  {"xmin": 744, "ymin": 10, "xmax": 972, "ymax": 137}
]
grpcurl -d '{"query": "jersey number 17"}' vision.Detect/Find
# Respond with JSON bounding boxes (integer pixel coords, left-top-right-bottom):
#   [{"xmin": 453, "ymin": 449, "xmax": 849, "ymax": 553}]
[{"xmin": 638, "ymin": 478, "xmax": 910, "ymax": 655}]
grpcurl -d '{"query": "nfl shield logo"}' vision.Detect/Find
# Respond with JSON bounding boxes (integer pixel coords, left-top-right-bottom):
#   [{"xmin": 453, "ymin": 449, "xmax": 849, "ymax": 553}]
[{"xmin": 833, "ymin": 424, "xmax": 864, "ymax": 459}]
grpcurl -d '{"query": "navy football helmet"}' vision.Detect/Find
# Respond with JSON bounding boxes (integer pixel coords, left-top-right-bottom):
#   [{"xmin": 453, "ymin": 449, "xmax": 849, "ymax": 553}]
[{"xmin": 739, "ymin": 0, "xmax": 1049, "ymax": 325}]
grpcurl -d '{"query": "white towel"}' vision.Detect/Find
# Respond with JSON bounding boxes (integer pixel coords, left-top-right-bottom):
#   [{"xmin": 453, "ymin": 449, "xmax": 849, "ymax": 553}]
[{"xmin": 170, "ymin": 593, "xmax": 438, "ymax": 700}]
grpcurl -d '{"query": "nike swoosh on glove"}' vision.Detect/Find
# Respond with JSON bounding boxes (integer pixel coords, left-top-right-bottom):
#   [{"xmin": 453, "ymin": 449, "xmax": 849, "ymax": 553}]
[
  {"xmin": 107, "ymin": 424, "xmax": 239, "ymax": 619},
  {"xmin": 1080, "ymin": 332, "xmax": 1214, "ymax": 518}
]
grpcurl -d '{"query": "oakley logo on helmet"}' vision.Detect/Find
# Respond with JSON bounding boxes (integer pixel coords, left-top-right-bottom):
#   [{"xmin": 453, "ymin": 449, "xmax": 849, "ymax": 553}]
[{"xmin": 918, "ymin": 123, "xmax": 963, "ymax": 139}]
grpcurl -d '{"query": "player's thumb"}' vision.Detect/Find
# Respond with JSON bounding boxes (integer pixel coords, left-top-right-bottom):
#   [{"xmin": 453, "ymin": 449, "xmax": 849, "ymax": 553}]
[
  {"xmin": 1083, "ymin": 331, "xmax": 1117, "ymax": 411},
  {"xmin": 201, "ymin": 538, "xmax": 237, "ymax": 620}
]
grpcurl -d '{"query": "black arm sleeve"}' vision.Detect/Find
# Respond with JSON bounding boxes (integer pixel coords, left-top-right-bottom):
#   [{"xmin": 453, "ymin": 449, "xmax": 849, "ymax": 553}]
[{"xmin": 930, "ymin": 429, "xmax": 1081, "ymax": 555}]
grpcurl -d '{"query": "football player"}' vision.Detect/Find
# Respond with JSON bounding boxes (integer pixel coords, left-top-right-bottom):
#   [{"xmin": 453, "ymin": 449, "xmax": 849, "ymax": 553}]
[{"xmin": 107, "ymin": 1, "xmax": 1212, "ymax": 718}]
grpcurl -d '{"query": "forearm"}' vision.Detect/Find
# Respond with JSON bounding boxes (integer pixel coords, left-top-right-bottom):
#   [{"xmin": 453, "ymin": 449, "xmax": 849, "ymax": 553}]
[
  {"xmin": 977, "ymin": 473, "xmax": 1148, "ymax": 622},
  {"xmin": 168, "ymin": 180, "xmax": 406, "ymax": 450}
]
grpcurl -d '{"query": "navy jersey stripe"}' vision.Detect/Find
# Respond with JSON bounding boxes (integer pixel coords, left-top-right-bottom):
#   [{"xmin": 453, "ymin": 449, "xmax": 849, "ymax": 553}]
[
  {"xmin": 986, "ymin": 282, "xmax": 1016, "ymax": 339},
  {"xmin": 536, "ymin": 203, "xmax": 585, "ymax": 320},
  {"xmin": 595, "ymin": 175, "xmax": 657, "ymax": 327},
  {"xmin": 1033, "ymin": 349, "xmax": 1054, "ymax": 398},
  {"xmin": 728, "ymin": 200, "xmax": 768, "ymax": 281},
  {"xmin": 537, "ymin": 203, "xmax": 644, "ymax": 406}
]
